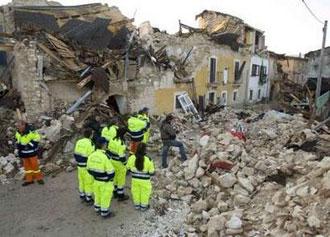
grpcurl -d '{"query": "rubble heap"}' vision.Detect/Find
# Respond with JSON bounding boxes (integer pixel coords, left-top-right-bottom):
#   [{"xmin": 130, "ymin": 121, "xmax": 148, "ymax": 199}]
[{"xmin": 149, "ymin": 109, "xmax": 330, "ymax": 236}]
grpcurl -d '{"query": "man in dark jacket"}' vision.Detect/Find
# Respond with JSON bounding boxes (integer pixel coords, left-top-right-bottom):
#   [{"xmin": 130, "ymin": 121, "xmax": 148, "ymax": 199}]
[
  {"xmin": 160, "ymin": 114, "xmax": 187, "ymax": 168},
  {"xmin": 15, "ymin": 120, "xmax": 44, "ymax": 186}
]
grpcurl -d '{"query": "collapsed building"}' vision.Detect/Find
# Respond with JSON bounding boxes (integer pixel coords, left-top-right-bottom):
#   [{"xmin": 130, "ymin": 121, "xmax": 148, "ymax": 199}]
[{"xmin": 0, "ymin": 2, "xmax": 274, "ymax": 121}]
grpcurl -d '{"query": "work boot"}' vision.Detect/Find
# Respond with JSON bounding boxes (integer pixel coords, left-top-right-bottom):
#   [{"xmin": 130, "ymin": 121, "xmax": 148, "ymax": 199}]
[
  {"xmin": 140, "ymin": 205, "xmax": 150, "ymax": 212},
  {"xmin": 117, "ymin": 194, "xmax": 129, "ymax": 202},
  {"xmin": 22, "ymin": 181, "xmax": 34, "ymax": 187},
  {"xmin": 37, "ymin": 180, "xmax": 45, "ymax": 185},
  {"xmin": 101, "ymin": 212, "xmax": 115, "ymax": 219},
  {"xmin": 85, "ymin": 197, "xmax": 94, "ymax": 206}
]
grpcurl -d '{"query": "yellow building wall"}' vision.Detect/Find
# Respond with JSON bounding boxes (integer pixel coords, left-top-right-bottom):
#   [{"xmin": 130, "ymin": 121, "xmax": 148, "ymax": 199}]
[
  {"xmin": 153, "ymin": 51, "xmax": 247, "ymax": 114},
  {"xmin": 194, "ymin": 53, "xmax": 247, "ymax": 105},
  {"xmin": 154, "ymin": 83, "xmax": 190, "ymax": 114}
]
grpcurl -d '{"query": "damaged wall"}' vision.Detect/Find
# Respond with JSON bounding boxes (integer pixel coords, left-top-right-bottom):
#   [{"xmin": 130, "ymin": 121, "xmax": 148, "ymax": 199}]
[
  {"xmin": 305, "ymin": 46, "xmax": 330, "ymax": 81},
  {"xmin": 129, "ymin": 32, "xmax": 249, "ymax": 114},
  {"xmin": 278, "ymin": 56, "xmax": 307, "ymax": 85},
  {"xmin": 12, "ymin": 42, "xmax": 88, "ymax": 120},
  {"xmin": 246, "ymin": 55, "xmax": 269, "ymax": 103},
  {"xmin": 11, "ymin": 42, "xmax": 50, "ymax": 120}
]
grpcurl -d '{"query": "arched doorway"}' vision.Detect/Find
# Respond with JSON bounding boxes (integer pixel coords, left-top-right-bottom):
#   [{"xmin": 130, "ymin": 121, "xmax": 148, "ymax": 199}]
[{"xmin": 106, "ymin": 94, "xmax": 127, "ymax": 114}]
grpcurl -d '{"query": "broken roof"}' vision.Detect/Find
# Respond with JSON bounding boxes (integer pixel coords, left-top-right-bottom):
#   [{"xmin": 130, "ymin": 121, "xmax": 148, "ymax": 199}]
[
  {"xmin": 196, "ymin": 10, "xmax": 264, "ymax": 34},
  {"xmin": 305, "ymin": 46, "xmax": 330, "ymax": 58},
  {"xmin": 195, "ymin": 10, "xmax": 243, "ymax": 23},
  {"xmin": 9, "ymin": 3, "xmax": 133, "ymax": 51},
  {"xmin": 268, "ymin": 51, "xmax": 286, "ymax": 59}
]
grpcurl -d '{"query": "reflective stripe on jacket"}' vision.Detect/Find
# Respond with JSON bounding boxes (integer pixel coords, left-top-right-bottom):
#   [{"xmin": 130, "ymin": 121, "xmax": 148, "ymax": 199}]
[
  {"xmin": 74, "ymin": 138, "xmax": 95, "ymax": 167},
  {"xmin": 15, "ymin": 129, "xmax": 40, "ymax": 158},
  {"xmin": 87, "ymin": 149, "xmax": 115, "ymax": 182},
  {"xmin": 101, "ymin": 125, "xmax": 118, "ymax": 142},
  {"xmin": 137, "ymin": 114, "xmax": 150, "ymax": 129},
  {"xmin": 107, "ymin": 137, "xmax": 126, "ymax": 163},
  {"xmin": 126, "ymin": 155, "xmax": 155, "ymax": 180}
]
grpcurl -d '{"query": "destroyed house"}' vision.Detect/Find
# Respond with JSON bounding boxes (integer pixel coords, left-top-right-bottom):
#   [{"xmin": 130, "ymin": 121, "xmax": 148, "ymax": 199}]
[
  {"xmin": 278, "ymin": 55, "xmax": 307, "ymax": 85},
  {"xmin": 0, "ymin": 3, "xmax": 136, "ymax": 119},
  {"xmin": 194, "ymin": 10, "xmax": 270, "ymax": 104},
  {"xmin": 0, "ymin": 4, "xmax": 271, "ymax": 120},
  {"xmin": 305, "ymin": 47, "xmax": 330, "ymax": 95}
]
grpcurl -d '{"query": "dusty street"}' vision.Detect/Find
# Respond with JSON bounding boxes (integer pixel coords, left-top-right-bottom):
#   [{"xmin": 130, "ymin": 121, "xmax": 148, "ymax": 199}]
[{"xmin": 0, "ymin": 171, "xmax": 154, "ymax": 237}]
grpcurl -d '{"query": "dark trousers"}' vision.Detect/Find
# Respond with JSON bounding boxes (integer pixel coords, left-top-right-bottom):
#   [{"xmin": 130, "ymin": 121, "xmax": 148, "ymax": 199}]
[{"xmin": 161, "ymin": 140, "xmax": 187, "ymax": 168}]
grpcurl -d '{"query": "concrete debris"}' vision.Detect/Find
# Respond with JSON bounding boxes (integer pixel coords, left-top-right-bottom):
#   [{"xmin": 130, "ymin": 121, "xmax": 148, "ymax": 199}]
[
  {"xmin": 218, "ymin": 173, "xmax": 237, "ymax": 188},
  {"xmin": 38, "ymin": 120, "xmax": 62, "ymax": 143},
  {"xmin": 184, "ymin": 154, "xmax": 199, "ymax": 180},
  {"xmin": 226, "ymin": 215, "xmax": 242, "ymax": 229},
  {"xmin": 191, "ymin": 199, "xmax": 208, "ymax": 214},
  {"xmin": 147, "ymin": 109, "xmax": 330, "ymax": 236},
  {"xmin": 199, "ymin": 135, "xmax": 210, "ymax": 146},
  {"xmin": 237, "ymin": 177, "xmax": 254, "ymax": 193}
]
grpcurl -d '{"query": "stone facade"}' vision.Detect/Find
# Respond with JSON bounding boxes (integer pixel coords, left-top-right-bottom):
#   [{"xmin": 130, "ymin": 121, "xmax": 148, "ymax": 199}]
[
  {"xmin": 128, "ymin": 32, "xmax": 250, "ymax": 115},
  {"xmin": 305, "ymin": 46, "xmax": 330, "ymax": 81},
  {"xmin": 11, "ymin": 42, "xmax": 50, "ymax": 120},
  {"xmin": 278, "ymin": 56, "xmax": 307, "ymax": 85},
  {"xmin": 11, "ymin": 42, "xmax": 89, "ymax": 120}
]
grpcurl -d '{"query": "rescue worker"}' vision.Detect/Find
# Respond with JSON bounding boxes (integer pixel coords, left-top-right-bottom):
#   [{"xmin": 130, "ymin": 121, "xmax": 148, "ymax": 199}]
[
  {"xmin": 101, "ymin": 119, "xmax": 119, "ymax": 143},
  {"xmin": 15, "ymin": 120, "xmax": 44, "ymax": 186},
  {"xmin": 107, "ymin": 127, "xmax": 129, "ymax": 201},
  {"xmin": 126, "ymin": 143, "xmax": 155, "ymax": 211},
  {"xmin": 137, "ymin": 107, "xmax": 151, "ymax": 144},
  {"xmin": 160, "ymin": 114, "xmax": 187, "ymax": 168},
  {"xmin": 87, "ymin": 137, "xmax": 115, "ymax": 218},
  {"xmin": 127, "ymin": 113, "xmax": 147, "ymax": 154},
  {"xmin": 73, "ymin": 128, "xmax": 95, "ymax": 203}
]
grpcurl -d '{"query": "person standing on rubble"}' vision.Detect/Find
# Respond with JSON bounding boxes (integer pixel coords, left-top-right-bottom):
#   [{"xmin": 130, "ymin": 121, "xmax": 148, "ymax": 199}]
[
  {"xmin": 87, "ymin": 137, "xmax": 115, "ymax": 218},
  {"xmin": 107, "ymin": 127, "xmax": 129, "ymax": 201},
  {"xmin": 73, "ymin": 128, "xmax": 95, "ymax": 204},
  {"xmin": 160, "ymin": 114, "xmax": 187, "ymax": 168},
  {"xmin": 127, "ymin": 113, "xmax": 147, "ymax": 154},
  {"xmin": 137, "ymin": 107, "xmax": 151, "ymax": 144},
  {"xmin": 126, "ymin": 143, "xmax": 155, "ymax": 211},
  {"xmin": 15, "ymin": 120, "xmax": 44, "ymax": 186},
  {"xmin": 101, "ymin": 118, "xmax": 119, "ymax": 143}
]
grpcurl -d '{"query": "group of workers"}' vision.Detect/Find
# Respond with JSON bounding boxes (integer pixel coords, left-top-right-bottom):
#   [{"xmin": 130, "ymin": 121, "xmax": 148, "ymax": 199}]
[
  {"xmin": 74, "ymin": 107, "xmax": 155, "ymax": 218},
  {"xmin": 14, "ymin": 107, "xmax": 188, "ymax": 219}
]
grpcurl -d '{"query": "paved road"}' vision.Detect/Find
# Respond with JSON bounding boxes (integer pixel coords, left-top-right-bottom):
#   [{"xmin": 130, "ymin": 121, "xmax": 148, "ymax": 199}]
[{"xmin": 0, "ymin": 171, "xmax": 149, "ymax": 237}]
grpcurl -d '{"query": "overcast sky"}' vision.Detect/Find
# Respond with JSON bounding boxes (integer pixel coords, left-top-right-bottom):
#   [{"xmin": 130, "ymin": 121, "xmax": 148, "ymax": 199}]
[{"xmin": 1, "ymin": 0, "xmax": 329, "ymax": 55}]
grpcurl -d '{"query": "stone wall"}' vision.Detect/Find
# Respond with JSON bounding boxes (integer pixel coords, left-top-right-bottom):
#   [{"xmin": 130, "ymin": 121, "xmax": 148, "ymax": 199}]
[
  {"xmin": 305, "ymin": 47, "xmax": 330, "ymax": 79},
  {"xmin": 128, "ymin": 32, "xmax": 250, "ymax": 115},
  {"xmin": 12, "ymin": 42, "xmax": 50, "ymax": 120},
  {"xmin": 11, "ymin": 42, "xmax": 89, "ymax": 121}
]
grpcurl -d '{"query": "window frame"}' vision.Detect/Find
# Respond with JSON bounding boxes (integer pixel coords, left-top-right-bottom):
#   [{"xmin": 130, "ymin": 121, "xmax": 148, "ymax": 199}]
[
  {"xmin": 209, "ymin": 56, "xmax": 217, "ymax": 83},
  {"xmin": 223, "ymin": 67, "xmax": 228, "ymax": 84},
  {"xmin": 232, "ymin": 89, "xmax": 238, "ymax": 102},
  {"xmin": 249, "ymin": 89, "xmax": 253, "ymax": 101},
  {"xmin": 252, "ymin": 64, "xmax": 260, "ymax": 76},
  {"xmin": 173, "ymin": 91, "xmax": 186, "ymax": 111},
  {"xmin": 257, "ymin": 89, "xmax": 261, "ymax": 99},
  {"xmin": 221, "ymin": 90, "xmax": 228, "ymax": 105},
  {"xmin": 234, "ymin": 60, "xmax": 240, "ymax": 81}
]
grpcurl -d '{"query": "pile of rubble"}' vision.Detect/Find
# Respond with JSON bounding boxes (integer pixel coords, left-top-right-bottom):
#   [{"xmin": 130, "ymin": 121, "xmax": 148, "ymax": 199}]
[
  {"xmin": 149, "ymin": 109, "xmax": 329, "ymax": 236},
  {"xmin": 0, "ymin": 102, "xmax": 128, "ymax": 184}
]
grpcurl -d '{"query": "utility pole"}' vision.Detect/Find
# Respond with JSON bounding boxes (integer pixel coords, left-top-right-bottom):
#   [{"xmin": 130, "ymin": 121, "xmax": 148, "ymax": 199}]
[{"xmin": 315, "ymin": 20, "xmax": 327, "ymax": 103}]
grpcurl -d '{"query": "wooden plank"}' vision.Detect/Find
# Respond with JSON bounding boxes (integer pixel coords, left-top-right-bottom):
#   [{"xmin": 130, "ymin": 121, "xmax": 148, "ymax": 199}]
[
  {"xmin": 313, "ymin": 117, "xmax": 330, "ymax": 131},
  {"xmin": 37, "ymin": 43, "xmax": 79, "ymax": 71},
  {"xmin": 77, "ymin": 75, "xmax": 92, "ymax": 89},
  {"xmin": 0, "ymin": 44, "xmax": 14, "ymax": 51},
  {"xmin": 290, "ymin": 93, "xmax": 302, "ymax": 103}
]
